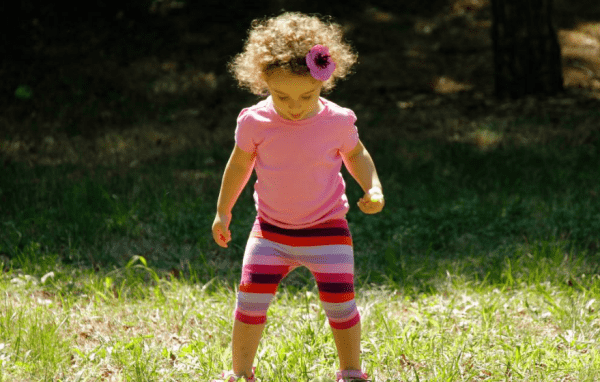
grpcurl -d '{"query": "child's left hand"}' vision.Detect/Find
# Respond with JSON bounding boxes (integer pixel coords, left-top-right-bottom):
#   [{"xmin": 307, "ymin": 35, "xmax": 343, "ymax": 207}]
[{"xmin": 357, "ymin": 187, "xmax": 385, "ymax": 214}]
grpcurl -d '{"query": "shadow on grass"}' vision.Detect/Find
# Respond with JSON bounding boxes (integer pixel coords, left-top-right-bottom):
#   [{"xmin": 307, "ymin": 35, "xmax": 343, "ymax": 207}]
[{"xmin": 2, "ymin": 132, "xmax": 599, "ymax": 297}]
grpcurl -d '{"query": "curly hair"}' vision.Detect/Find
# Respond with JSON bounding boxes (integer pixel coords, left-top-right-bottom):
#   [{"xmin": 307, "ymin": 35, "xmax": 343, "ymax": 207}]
[{"xmin": 228, "ymin": 12, "xmax": 358, "ymax": 95}]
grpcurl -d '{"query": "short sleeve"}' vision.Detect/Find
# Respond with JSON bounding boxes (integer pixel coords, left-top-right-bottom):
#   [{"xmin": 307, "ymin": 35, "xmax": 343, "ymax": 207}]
[
  {"xmin": 234, "ymin": 108, "xmax": 256, "ymax": 154},
  {"xmin": 339, "ymin": 109, "xmax": 359, "ymax": 154}
]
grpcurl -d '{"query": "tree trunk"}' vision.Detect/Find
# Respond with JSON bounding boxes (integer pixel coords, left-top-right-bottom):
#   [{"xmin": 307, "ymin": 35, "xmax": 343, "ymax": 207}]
[{"xmin": 491, "ymin": 0, "xmax": 564, "ymax": 98}]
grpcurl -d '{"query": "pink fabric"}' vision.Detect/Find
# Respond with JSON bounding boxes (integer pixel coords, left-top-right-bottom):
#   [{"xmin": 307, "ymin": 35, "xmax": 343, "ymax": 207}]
[
  {"xmin": 235, "ymin": 96, "xmax": 359, "ymax": 229},
  {"xmin": 336, "ymin": 370, "xmax": 370, "ymax": 381},
  {"xmin": 212, "ymin": 367, "xmax": 256, "ymax": 382}
]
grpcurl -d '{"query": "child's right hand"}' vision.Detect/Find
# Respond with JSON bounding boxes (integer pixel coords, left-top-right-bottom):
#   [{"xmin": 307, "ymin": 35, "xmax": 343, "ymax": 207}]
[{"xmin": 212, "ymin": 212, "xmax": 232, "ymax": 248}]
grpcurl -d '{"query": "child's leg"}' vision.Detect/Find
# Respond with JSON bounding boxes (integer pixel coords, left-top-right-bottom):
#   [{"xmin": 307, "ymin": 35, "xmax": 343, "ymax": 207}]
[
  {"xmin": 317, "ymin": 272, "xmax": 362, "ymax": 372},
  {"xmin": 232, "ymin": 227, "xmax": 297, "ymax": 377},
  {"xmin": 246, "ymin": 217, "xmax": 363, "ymax": 373},
  {"xmin": 232, "ymin": 320, "xmax": 266, "ymax": 377},
  {"xmin": 283, "ymin": 218, "xmax": 363, "ymax": 372},
  {"xmin": 331, "ymin": 322, "xmax": 361, "ymax": 371}
]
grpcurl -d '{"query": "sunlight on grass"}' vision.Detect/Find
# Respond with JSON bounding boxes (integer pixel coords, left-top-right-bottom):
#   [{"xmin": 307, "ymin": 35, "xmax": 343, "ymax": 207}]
[{"xmin": 0, "ymin": 238, "xmax": 598, "ymax": 380}]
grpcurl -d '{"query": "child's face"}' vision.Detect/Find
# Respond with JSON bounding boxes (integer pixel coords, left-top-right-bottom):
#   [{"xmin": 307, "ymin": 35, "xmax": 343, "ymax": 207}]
[{"xmin": 264, "ymin": 68, "xmax": 323, "ymax": 121}]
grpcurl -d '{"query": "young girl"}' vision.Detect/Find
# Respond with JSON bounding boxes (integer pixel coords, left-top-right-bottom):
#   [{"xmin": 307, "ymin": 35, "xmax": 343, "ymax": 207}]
[{"xmin": 211, "ymin": 12, "xmax": 384, "ymax": 382}]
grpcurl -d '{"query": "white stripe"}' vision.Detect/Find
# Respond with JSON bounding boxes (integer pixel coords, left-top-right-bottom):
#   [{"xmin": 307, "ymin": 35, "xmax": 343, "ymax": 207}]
[
  {"xmin": 321, "ymin": 300, "xmax": 358, "ymax": 320},
  {"xmin": 242, "ymin": 237, "xmax": 354, "ymax": 273},
  {"xmin": 237, "ymin": 291, "xmax": 276, "ymax": 304}
]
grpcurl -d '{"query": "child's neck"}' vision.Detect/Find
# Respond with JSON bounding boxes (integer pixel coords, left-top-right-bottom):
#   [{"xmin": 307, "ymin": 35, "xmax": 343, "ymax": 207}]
[{"xmin": 300, "ymin": 98, "xmax": 324, "ymax": 120}]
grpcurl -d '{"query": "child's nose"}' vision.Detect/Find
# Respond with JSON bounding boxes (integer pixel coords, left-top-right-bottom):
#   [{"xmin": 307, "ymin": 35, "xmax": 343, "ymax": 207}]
[{"xmin": 289, "ymin": 100, "xmax": 301, "ymax": 110}]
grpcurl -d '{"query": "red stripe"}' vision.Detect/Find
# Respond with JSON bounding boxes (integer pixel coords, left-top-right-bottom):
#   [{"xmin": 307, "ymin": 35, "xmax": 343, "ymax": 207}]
[
  {"xmin": 319, "ymin": 291, "xmax": 355, "ymax": 303},
  {"xmin": 330, "ymin": 312, "xmax": 360, "ymax": 330},
  {"xmin": 239, "ymin": 283, "xmax": 278, "ymax": 294},
  {"xmin": 243, "ymin": 264, "xmax": 290, "ymax": 275},
  {"xmin": 250, "ymin": 217, "xmax": 353, "ymax": 246},
  {"xmin": 235, "ymin": 311, "xmax": 267, "ymax": 325},
  {"xmin": 252, "ymin": 230, "xmax": 352, "ymax": 247}
]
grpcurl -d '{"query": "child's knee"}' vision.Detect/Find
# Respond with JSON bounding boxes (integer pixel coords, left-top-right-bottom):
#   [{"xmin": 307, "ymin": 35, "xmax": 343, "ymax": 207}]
[
  {"xmin": 321, "ymin": 299, "xmax": 360, "ymax": 329},
  {"xmin": 234, "ymin": 287, "xmax": 277, "ymax": 325}
]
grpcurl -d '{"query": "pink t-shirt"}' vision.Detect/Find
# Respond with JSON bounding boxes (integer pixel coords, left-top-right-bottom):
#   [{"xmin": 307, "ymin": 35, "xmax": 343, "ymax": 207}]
[{"xmin": 235, "ymin": 96, "xmax": 359, "ymax": 229}]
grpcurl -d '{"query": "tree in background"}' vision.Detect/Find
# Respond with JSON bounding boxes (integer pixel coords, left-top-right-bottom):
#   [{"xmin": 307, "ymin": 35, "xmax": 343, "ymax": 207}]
[{"xmin": 491, "ymin": 0, "xmax": 564, "ymax": 98}]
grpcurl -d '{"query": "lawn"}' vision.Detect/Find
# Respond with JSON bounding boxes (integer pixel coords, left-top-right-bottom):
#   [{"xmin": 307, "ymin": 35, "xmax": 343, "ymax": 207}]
[
  {"xmin": 2, "ymin": 1, "xmax": 600, "ymax": 381},
  {"xmin": 1, "ymin": 104, "xmax": 600, "ymax": 381}
]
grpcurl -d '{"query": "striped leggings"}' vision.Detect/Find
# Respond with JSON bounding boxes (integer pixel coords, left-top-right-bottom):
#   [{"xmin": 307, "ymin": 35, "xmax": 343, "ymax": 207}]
[{"xmin": 234, "ymin": 217, "xmax": 360, "ymax": 330}]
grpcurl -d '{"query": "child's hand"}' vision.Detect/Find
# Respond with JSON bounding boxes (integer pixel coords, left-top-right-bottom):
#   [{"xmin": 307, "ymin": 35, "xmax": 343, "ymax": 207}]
[
  {"xmin": 357, "ymin": 187, "xmax": 385, "ymax": 214},
  {"xmin": 212, "ymin": 212, "xmax": 232, "ymax": 248}
]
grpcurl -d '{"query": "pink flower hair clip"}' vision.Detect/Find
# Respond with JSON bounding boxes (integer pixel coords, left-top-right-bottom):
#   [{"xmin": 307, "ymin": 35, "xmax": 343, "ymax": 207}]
[{"xmin": 306, "ymin": 45, "xmax": 336, "ymax": 81}]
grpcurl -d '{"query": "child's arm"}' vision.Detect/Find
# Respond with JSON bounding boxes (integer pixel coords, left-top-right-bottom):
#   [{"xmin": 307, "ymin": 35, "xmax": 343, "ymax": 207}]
[
  {"xmin": 217, "ymin": 144, "xmax": 256, "ymax": 214},
  {"xmin": 212, "ymin": 144, "xmax": 256, "ymax": 247},
  {"xmin": 341, "ymin": 140, "xmax": 385, "ymax": 214}
]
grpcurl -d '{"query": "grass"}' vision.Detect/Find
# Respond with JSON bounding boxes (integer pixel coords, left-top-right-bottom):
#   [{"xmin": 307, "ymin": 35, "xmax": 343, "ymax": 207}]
[
  {"xmin": 1, "ymin": 108, "xmax": 600, "ymax": 381},
  {"xmin": 0, "ymin": 246, "xmax": 598, "ymax": 381},
  {"xmin": 3, "ymin": 0, "xmax": 600, "ymax": 379}
]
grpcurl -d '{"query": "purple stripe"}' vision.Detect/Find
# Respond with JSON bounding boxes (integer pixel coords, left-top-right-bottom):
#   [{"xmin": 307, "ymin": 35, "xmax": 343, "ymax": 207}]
[
  {"xmin": 237, "ymin": 292, "xmax": 274, "ymax": 304},
  {"xmin": 317, "ymin": 282, "xmax": 354, "ymax": 294},
  {"xmin": 330, "ymin": 311, "xmax": 361, "ymax": 329},
  {"xmin": 256, "ymin": 220, "xmax": 351, "ymax": 238},
  {"xmin": 321, "ymin": 300, "xmax": 358, "ymax": 320},
  {"xmin": 313, "ymin": 272, "xmax": 354, "ymax": 283},
  {"xmin": 301, "ymin": 253, "xmax": 354, "ymax": 265},
  {"xmin": 249, "ymin": 273, "xmax": 284, "ymax": 284},
  {"xmin": 244, "ymin": 264, "xmax": 290, "ymax": 275},
  {"xmin": 237, "ymin": 301, "xmax": 271, "ymax": 313}
]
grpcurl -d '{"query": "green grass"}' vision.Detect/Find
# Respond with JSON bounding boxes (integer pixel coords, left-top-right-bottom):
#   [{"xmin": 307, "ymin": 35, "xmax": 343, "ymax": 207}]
[{"xmin": 1, "ymin": 112, "xmax": 600, "ymax": 381}]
